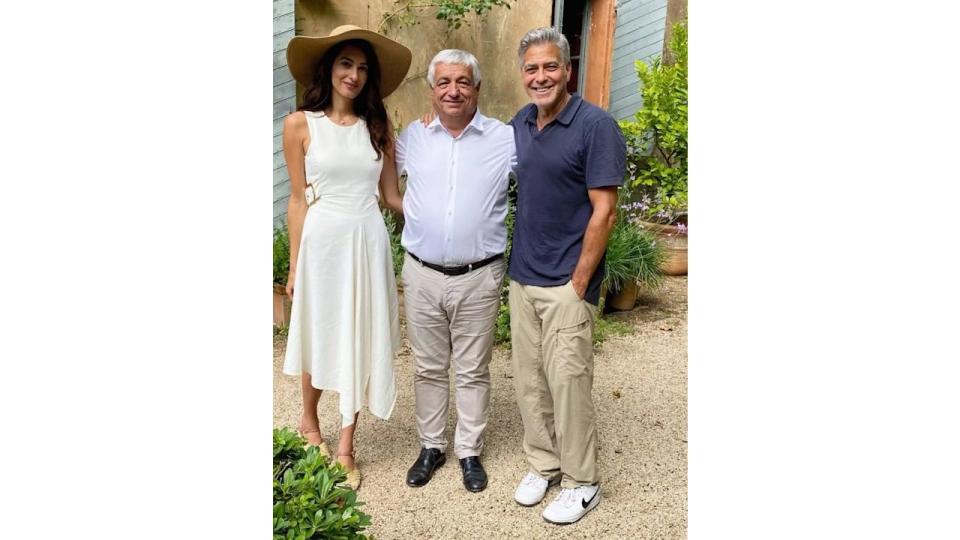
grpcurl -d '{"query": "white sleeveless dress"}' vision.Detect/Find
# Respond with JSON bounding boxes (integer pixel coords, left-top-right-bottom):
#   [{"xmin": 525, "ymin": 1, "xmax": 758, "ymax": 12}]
[{"xmin": 283, "ymin": 111, "xmax": 400, "ymax": 427}]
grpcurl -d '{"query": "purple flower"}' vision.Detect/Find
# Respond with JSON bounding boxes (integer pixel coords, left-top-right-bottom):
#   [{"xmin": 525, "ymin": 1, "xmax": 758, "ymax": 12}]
[{"xmin": 676, "ymin": 223, "xmax": 687, "ymax": 234}]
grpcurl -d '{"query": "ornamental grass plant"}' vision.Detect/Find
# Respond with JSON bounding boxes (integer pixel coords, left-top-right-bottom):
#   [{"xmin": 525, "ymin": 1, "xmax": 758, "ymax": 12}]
[{"xmin": 603, "ymin": 212, "xmax": 666, "ymax": 295}]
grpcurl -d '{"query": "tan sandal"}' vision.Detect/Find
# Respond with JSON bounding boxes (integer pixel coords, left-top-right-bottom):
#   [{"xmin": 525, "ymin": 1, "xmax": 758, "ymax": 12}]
[
  {"xmin": 337, "ymin": 452, "xmax": 362, "ymax": 490},
  {"xmin": 297, "ymin": 425, "xmax": 332, "ymax": 459}
]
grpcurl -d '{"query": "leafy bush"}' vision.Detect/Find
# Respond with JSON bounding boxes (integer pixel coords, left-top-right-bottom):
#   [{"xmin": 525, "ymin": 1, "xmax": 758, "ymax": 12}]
[
  {"xmin": 274, "ymin": 225, "xmax": 290, "ymax": 286},
  {"xmin": 273, "ymin": 428, "xmax": 372, "ymax": 540},
  {"xmin": 620, "ymin": 20, "xmax": 687, "ymax": 226},
  {"xmin": 382, "ymin": 208, "xmax": 405, "ymax": 278}
]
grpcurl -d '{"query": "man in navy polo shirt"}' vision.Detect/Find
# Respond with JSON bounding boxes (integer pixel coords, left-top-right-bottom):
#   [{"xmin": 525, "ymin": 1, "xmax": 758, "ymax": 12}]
[{"xmin": 507, "ymin": 27, "xmax": 626, "ymax": 525}]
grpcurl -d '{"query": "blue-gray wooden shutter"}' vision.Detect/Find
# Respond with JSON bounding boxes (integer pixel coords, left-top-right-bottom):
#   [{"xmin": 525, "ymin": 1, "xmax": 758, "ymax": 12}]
[
  {"xmin": 609, "ymin": 0, "xmax": 668, "ymax": 121},
  {"xmin": 273, "ymin": 0, "xmax": 296, "ymax": 227}
]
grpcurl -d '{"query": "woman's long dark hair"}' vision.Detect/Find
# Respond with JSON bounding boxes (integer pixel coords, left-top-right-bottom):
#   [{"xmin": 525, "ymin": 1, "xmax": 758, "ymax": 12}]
[{"xmin": 298, "ymin": 39, "xmax": 392, "ymax": 160}]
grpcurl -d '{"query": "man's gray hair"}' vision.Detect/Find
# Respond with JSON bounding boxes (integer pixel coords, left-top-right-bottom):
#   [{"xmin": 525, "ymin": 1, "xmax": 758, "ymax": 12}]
[
  {"xmin": 427, "ymin": 49, "xmax": 482, "ymax": 87},
  {"xmin": 517, "ymin": 27, "xmax": 571, "ymax": 67}
]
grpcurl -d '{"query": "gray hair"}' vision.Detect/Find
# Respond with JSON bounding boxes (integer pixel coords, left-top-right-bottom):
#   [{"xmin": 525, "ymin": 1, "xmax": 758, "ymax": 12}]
[
  {"xmin": 427, "ymin": 49, "xmax": 482, "ymax": 87},
  {"xmin": 517, "ymin": 27, "xmax": 571, "ymax": 67}
]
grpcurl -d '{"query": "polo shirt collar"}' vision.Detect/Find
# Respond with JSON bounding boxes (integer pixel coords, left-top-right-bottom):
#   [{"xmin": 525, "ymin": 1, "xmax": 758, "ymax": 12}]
[
  {"xmin": 524, "ymin": 94, "xmax": 583, "ymax": 127},
  {"xmin": 555, "ymin": 94, "xmax": 583, "ymax": 126}
]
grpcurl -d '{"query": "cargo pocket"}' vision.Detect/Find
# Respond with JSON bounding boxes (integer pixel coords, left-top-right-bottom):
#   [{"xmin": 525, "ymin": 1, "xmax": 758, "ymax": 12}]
[{"xmin": 555, "ymin": 318, "xmax": 592, "ymax": 378}]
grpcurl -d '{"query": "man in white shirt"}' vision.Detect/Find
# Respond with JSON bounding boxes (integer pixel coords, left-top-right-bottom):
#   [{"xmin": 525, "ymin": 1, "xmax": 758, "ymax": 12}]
[{"xmin": 395, "ymin": 49, "xmax": 516, "ymax": 493}]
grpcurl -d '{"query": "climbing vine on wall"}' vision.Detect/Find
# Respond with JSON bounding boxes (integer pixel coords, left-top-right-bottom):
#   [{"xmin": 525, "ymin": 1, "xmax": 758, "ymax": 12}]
[{"xmin": 379, "ymin": 0, "xmax": 514, "ymax": 33}]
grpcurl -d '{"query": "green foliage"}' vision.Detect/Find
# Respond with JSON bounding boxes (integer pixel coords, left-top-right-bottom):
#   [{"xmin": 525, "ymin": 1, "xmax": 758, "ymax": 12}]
[
  {"xmin": 381, "ymin": 0, "xmax": 514, "ymax": 33},
  {"xmin": 435, "ymin": 0, "xmax": 512, "ymax": 29},
  {"xmin": 603, "ymin": 220, "xmax": 666, "ymax": 294},
  {"xmin": 603, "ymin": 187, "xmax": 667, "ymax": 294},
  {"xmin": 274, "ymin": 225, "xmax": 290, "ymax": 286},
  {"xmin": 273, "ymin": 428, "xmax": 372, "ymax": 540},
  {"xmin": 273, "ymin": 427, "xmax": 307, "ymax": 470},
  {"xmin": 382, "ymin": 208, "xmax": 406, "ymax": 277},
  {"xmin": 620, "ymin": 21, "xmax": 688, "ymax": 225},
  {"xmin": 494, "ymin": 301, "xmax": 511, "ymax": 345},
  {"xmin": 593, "ymin": 314, "xmax": 633, "ymax": 346},
  {"xmin": 494, "ymin": 178, "xmax": 517, "ymax": 346}
]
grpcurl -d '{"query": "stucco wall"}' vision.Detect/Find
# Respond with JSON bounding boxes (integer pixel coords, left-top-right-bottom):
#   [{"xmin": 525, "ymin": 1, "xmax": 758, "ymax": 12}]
[{"xmin": 292, "ymin": 0, "xmax": 552, "ymax": 127}]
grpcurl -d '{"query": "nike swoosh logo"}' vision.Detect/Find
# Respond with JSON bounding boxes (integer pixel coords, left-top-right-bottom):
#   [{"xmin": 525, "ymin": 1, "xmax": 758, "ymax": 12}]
[{"xmin": 581, "ymin": 489, "xmax": 599, "ymax": 508}]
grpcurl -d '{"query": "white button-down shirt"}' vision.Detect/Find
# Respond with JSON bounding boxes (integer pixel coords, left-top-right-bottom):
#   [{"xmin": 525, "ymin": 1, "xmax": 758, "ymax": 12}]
[{"xmin": 396, "ymin": 110, "xmax": 516, "ymax": 266}]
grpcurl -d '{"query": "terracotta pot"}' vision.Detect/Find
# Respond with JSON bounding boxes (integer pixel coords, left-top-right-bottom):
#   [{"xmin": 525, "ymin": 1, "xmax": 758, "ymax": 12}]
[
  {"xmin": 607, "ymin": 280, "xmax": 638, "ymax": 311},
  {"xmin": 273, "ymin": 283, "xmax": 292, "ymax": 327},
  {"xmin": 640, "ymin": 221, "xmax": 688, "ymax": 276}
]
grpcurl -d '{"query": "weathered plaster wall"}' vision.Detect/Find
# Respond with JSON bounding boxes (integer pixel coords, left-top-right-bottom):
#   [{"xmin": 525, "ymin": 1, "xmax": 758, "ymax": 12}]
[{"xmin": 292, "ymin": 0, "xmax": 552, "ymax": 127}]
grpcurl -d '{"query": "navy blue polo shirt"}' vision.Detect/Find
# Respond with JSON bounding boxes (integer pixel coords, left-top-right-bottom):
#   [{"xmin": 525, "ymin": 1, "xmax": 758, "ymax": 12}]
[{"xmin": 507, "ymin": 95, "xmax": 626, "ymax": 305}]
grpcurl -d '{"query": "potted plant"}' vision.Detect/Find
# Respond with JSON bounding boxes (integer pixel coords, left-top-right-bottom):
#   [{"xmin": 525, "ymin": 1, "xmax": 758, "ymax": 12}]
[
  {"xmin": 619, "ymin": 20, "xmax": 687, "ymax": 275},
  {"xmin": 603, "ymin": 190, "xmax": 667, "ymax": 311},
  {"xmin": 273, "ymin": 225, "xmax": 292, "ymax": 327}
]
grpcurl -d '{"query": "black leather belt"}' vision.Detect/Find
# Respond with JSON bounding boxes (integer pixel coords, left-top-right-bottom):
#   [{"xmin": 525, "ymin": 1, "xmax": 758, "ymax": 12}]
[{"xmin": 408, "ymin": 252, "xmax": 503, "ymax": 276}]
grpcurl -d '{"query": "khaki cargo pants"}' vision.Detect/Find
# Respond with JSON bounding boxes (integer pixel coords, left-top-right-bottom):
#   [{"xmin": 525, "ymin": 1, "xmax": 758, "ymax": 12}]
[{"xmin": 509, "ymin": 279, "xmax": 599, "ymax": 487}]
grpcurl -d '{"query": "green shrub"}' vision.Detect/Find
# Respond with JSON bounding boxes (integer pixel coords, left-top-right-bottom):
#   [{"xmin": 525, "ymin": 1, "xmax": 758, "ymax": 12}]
[
  {"xmin": 274, "ymin": 225, "xmax": 290, "ymax": 286},
  {"xmin": 620, "ymin": 20, "xmax": 687, "ymax": 226},
  {"xmin": 273, "ymin": 428, "xmax": 373, "ymax": 540},
  {"xmin": 382, "ymin": 208, "xmax": 405, "ymax": 277}
]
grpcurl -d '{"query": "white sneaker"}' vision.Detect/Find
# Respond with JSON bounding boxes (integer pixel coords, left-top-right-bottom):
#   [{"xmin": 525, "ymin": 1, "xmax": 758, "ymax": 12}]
[
  {"xmin": 541, "ymin": 484, "xmax": 601, "ymax": 524},
  {"xmin": 514, "ymin": 472, "xmax": 557, "ymax": 506}
]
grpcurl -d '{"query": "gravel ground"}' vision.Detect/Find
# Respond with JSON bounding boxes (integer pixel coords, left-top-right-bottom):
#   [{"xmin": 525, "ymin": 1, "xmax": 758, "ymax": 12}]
[{"xmin": 273, "ymin": 276, "xmax": 687, "ymax": 539}]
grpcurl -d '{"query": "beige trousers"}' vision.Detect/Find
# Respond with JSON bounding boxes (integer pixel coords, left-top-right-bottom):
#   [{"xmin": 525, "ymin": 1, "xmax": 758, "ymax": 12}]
[
  {"xmin": 509, "ymin": 279, "xmax": 599, "ymax": 487},
  {"xmin": 401, "ymin": 252, "xmax": 504, "ymax": 459}
]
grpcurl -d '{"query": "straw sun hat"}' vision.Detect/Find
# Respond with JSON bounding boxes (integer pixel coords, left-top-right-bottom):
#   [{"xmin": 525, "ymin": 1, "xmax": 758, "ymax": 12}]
[{"xmin": 286, "ymin": 25, "xmax": 412, "ymax": 98}]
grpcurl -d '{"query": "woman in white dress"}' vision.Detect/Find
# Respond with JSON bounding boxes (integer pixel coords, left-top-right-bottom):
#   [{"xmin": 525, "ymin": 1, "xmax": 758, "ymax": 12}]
[{"xmin": 282, "ymin": 25, "xmax": 411, "ymax": 489}]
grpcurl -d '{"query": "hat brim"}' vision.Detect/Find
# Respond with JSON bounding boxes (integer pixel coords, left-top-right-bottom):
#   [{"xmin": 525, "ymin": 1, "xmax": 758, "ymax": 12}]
[{"xmin": 286, "ymin": 28, "xmax": 412, "ymax": 98}]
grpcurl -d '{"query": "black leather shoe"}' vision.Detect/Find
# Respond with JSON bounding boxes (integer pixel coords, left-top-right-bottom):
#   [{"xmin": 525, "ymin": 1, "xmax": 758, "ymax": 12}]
[
  {"xmin": 459, "ymin": 456, "xmax": 488, "ymax": 492},
  {"xmin": 406, "ymin": 447, "xmax": 446, "ymax": 487}
]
